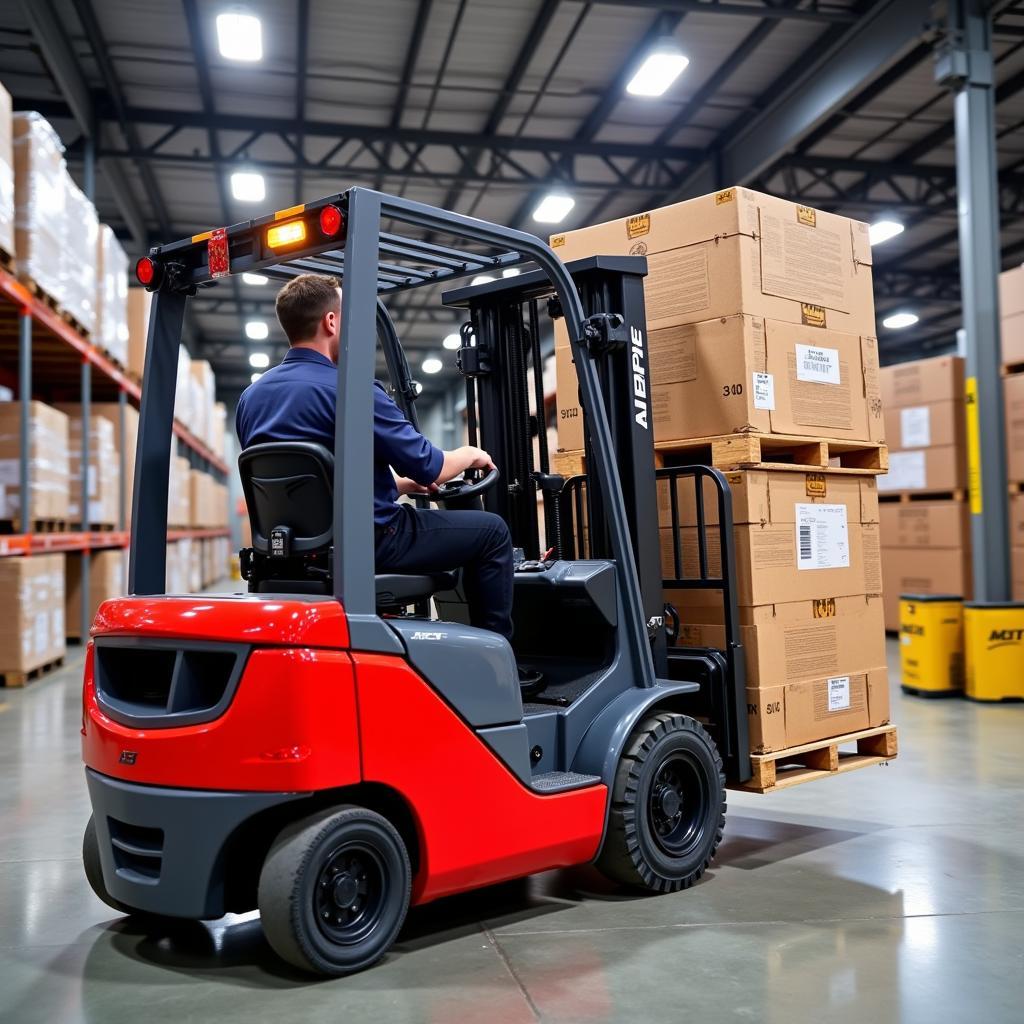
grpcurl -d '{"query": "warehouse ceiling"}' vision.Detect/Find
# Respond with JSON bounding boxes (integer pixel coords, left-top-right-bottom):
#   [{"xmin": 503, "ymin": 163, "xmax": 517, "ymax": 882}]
[{"xmin": 1, "ymin": 0, "xmax": 1024, "ymax": 405}]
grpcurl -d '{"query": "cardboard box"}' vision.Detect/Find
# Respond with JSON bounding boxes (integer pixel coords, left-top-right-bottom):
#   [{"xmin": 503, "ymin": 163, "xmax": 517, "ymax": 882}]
[
  {"xmin": 66, "ymin": 548, "xmax": 127, "ymax": 639},
  {"xmin": 1014, "ymin": 547, "xmax": 1024, "ymax": 602},
  {"xmin": 1006, "ymin": 373, "xmax": 1024, "ymax": 483},
  {"xmin": 0, "ymin": 401, "xmax": 70, "ymax": 525},
  {"xmin": 1003, "ymin": 312, "xmax": 1024, "ymax": 368},
  {"xmin": 0, "ymin": 553, "xmax": 66, "ymax": 673},
  {"xmin": 168, "ymin": 456, "xmax": 191, "ymax": 528},
  {"xmin": 56, "ymin": 406, "xmax": 120, "ymax": 526},
  {"xmin": 555, "ymin": 342, "xmax": 583, "ymax": 451},
  {"xmin": 0, "ymin": 81, "xmax": 14, "ymax": 259},
  {"xmin": 95, "ymin": 224, "xmax": 129, "ymax": 366},
  {"xmin": 62, "ymin": 175, "xmax": 98, "ymax": 335},
  {"xmin": 210, "ymin": 402, "xmax": 227, "ymax": 460},
  {"xmin": 879, "ymin": 355, "xmax": 964, "ymax": 409},
  {"xmin": 745, "ymin": 667, "xmax": 889, "ymax": 754},
  {"xmin": 1011, "ymin": 492, "xmax": 1024, "ymax": 548},
  {"xmin": 883, "ymin": 399, "xmax": 963, "ymax": 450},
  {"xmin": 89, "ymin": 402, "xmax": 139, "ymax": 527},
  {"xmin": 552, "ymin": 187, "xmax": 875, "ymax": 336},
  {"xmin": 1000, "ymin": 264, "xmax": 1024, "ymax": 323},
  {"xmin": 880, "ymin": 500, "xmax": 968, "ymax": 549},
  {"xmin": 881, "ymin": 545, "xmax": 972, "ymax": 631},
  {"xmin": 877, "ymin": 445, "xmax": 964, "ymax": 494},
  {"xmin": 127, "ymin": 288, "xmax": 152, "ymax": 380},
  {"xmin": 648, "ymin": 315, "xmax": 882, "ymax": 443}
]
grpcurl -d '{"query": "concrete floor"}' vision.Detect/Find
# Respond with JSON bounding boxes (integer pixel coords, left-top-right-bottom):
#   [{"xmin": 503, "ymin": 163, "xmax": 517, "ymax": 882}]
[{"xmin": 1, "ymin": 638, "xmax": 1023, "ymax": 1024}]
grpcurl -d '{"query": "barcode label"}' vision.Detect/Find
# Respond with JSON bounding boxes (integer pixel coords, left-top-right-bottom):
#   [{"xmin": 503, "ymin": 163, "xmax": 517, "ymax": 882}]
[
  {"xmin": 752, "ymin": 371, "xmax": 775, "ymax": 410},
  {"xmin": 794, "ymin": 344, "xmax": 840, "ymax": 385},
  {"xmin": 827, "ymin": 676, "xmax": 851, "ymax": 712},
  {"xmin": 795, "ymin": 503, "xmax": 850, "ymax": 570}
]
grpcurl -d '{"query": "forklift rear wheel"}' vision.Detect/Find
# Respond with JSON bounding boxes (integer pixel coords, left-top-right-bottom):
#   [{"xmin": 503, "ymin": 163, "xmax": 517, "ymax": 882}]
[
  {"xmin": 258, "ymin": 805, "xmax": 412, "ymax": 976},
  {"xmin": 83, "ymin": 815, "xmax": 134, "ymax": 916},
  {"xmin": 596, "ymin": 713, "xmax": 725, "ymax": 893}
]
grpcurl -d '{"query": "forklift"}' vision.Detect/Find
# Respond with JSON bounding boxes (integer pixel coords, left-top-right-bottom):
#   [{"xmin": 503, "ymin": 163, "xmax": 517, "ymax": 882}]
[{"xmin": 81, "ymin": 188, "xmax": 749, "ymax": 977}]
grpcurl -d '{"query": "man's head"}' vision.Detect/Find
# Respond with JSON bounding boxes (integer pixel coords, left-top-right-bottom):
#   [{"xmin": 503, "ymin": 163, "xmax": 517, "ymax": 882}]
[{"xmin": 275, "ymin": 273, "xmax": 343, "ymax": 361}]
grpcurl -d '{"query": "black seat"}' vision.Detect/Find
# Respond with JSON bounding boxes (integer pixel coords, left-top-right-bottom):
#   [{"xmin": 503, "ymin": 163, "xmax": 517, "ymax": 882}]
[{"xmin": 237, "ymin": 441, "xmax": 455, "ymax": 608}]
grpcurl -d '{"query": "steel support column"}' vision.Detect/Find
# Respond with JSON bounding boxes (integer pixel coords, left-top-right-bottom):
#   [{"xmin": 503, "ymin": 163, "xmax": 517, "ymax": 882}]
[{"xmin": 936, "ymin": 0, "xmax": 1009, "ymax": 600}]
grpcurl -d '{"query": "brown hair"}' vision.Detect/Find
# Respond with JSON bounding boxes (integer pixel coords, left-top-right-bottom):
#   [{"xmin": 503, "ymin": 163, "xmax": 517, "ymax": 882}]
[{"xmin": 274, "ymin": 273, "xmax": 340, "ymax": 344}]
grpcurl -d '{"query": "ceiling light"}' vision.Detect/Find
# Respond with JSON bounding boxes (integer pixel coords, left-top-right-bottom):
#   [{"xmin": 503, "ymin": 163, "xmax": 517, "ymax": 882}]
[
  {"xmin": 882, "ymin": 312, "xmax": 919, "ymax": 330},
  {"xmin": 250, "ymin": 372, "xmax": 263, "ymax": 384},
  {"xmin": 442, "ymin": 333, "xmax": 462, "ymax": 350},
  {"xmin": 626, "ymin": 46, "xmax": 689, "ymax": 98},
  {"xmin": 216, "ymin": 10, "xmax": 262, "ymax": 62},
  {"xmin": 245, "ymin": 320, "xmax": 268, "ymax": 340},
  {"xmin": 231, "ymin": 170, "xmax": 265, "ymax": 202},
  {"xmin": 471, "ymin": 275, "xmax": 495, "ymax": 286},
  {"xmin": 242, "ymin": 272, "xmax": 268, "ymax": 285},
  {"xmin": 422, "ymin": 357, "xmax": 443, "ymax": 375},
  {"xmin": 532, "ymin": 193, "xmax": 575, "ymax": 224},
  {"xmin": 249, "ymin": 352, "xmax": 270, "ymax": 368},
  {"xmin": 502, "ymin": 268, "xmax": 521, "ymax": 278},
  {"xmin": 869, "ymin": 219, "xmax": 905, "ymax": 246}
]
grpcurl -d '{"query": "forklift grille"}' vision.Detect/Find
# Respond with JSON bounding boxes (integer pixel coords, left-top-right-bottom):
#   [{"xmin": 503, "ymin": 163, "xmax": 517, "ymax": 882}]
[
  {"xmin": 93, "ymin": 638, "xmax": 249, "ymax": 729},
  {"xmin": 108, "ymin": 818, "xmax": 164, "ymax": 882}
]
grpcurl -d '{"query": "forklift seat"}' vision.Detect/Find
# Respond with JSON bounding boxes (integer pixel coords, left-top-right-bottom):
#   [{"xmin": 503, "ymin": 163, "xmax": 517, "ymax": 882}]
[{"xmin": 238, "ymin": 441, "xmax": 455, "ymax": 608}]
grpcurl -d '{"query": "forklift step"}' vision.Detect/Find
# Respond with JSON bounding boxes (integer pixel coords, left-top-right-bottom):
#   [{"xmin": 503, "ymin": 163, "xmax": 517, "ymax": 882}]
[
  {"xmin": 731, "ymin": 724, "xmax": 898, "ymax": 794},
  {"xmin": 530, "ymin": 770, "xmax": 601, "ymax": 793}
]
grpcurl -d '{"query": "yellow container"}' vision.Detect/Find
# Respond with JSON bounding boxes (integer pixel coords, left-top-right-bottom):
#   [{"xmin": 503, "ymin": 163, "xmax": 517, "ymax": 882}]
[
  {"xmin": 899, "ymin": 594, "xmax": 964, "ymax": 697},
  {"xmin": 963, "ymin": 603, "xmax": 1024, "ymax": 702}
]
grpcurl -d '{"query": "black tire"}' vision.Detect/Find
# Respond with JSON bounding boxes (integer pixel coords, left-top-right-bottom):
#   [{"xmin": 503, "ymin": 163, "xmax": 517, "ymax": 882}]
[
  {"xmin": 258, "ymin": 805, "xmax": 412, "ymax": 976},
  {"xmin": 596, "ymin": 712, "xmax": 725, "ymax": 893},
  {"xmin": 83, "ymin": 815, "xmax": 133, "ymax": 915}
]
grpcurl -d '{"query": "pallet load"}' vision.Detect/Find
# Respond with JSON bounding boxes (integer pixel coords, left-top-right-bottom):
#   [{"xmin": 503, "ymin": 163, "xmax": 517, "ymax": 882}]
[
  {"xmin": 65, "ymin": 548, "xmax": 127, "ymax": 640},
  {"xmin": 553, "ymin": 189, "xmax": 892, "ymax": 771},
  {"xmin": 190, "ymin": 359, "xmax": 216, "ymax": 449},
  {"xmin": 1014, "ymin": 493, "xmax": 1024, "ymax": 602},
  {"xmin": 56, "ymin": 405, "xmax": 120, "ymax": 528},
  {"xmin": 0, "ymin": 81, "xmax": 14, "ymax": 263},
  {"xmin": 175, "ymin": 344, "xmax": 193, "ymax": 427},
  {"xmin": 62, "ymin": 176, "xmax": 98, "ymax": 336},
  {"xmin": 168, "ymin": 455, "xmax": 191, "ymax": 528},
  {"xmin": 126, "ymin": 287, "xmax": 151, "ymax": 381},
  {"xmin": 89, "ymin": 402, "xmax": 139, "ymax": 528},
  {"xmin": 0, "ymin": 553, "xmax": 65, "ymax": 686},
  {"xmin": 210, "ymin": 401, "xmax": 228, "ymax": 460},
  {"xmin": 0, "ymin": 401, "xmax": 69, "ymax": 530},
  {"xmin": 1003, "ymin": 265, "xmax": 1024, "ymax": 600},
  {"xmin": 95, "ymin": 224, "xmax": 129, "ymax": 367},
  {"xmin": 188, "ymin": 469, "xmax": 229, "ymax": 528},
  {"xmin": 878, "ymin": 356, "xmax": 970, "ymax": 631}
]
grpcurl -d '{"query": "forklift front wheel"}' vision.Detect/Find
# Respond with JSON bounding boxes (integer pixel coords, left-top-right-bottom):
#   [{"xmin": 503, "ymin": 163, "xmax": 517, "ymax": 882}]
[
  {"xmin": 596, "ymin": 713, "xmax": 726, "ymax": 893},
  {"xmin": 258, "ymin": 805, "xmax": 412, "ymax": 977}
]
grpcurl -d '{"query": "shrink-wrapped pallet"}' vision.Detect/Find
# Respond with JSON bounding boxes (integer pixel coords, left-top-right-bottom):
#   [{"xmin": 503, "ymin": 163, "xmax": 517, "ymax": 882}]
[
  {"xmin": 62, "ymin": 176, "xmax": 98, "ymax": 334},
  {"xmin": 95, "ymin": 224, "xmax": 129, "ymax": 365},
  {"xmin": 0, "ymin": 82, "xmax": 14, "ymax": 260}
]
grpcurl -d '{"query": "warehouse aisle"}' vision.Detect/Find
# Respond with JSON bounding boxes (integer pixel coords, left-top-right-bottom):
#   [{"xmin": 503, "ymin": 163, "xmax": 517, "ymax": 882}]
[{"xmin": 1, "ymin": 638, "xmax": 1022, "ymax": 1024}]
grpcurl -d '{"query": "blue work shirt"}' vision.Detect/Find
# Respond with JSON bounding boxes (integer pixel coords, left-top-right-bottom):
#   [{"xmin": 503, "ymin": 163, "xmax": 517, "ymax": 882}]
[{"xmin": 235, "ymin": 347, "xmax": 443, "ymax": 526}]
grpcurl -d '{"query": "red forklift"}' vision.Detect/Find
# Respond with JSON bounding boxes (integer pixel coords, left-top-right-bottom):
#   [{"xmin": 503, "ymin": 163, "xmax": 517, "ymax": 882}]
[{"xmin": 81, "ymin": 189, "xmax": 750, "ymax": 976}]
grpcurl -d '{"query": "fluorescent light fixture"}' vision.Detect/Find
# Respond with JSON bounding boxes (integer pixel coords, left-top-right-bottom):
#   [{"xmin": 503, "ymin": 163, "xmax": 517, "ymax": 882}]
[
  {"xmin": 626, "ymin": 46, "xmax": 689, "ymax": 97},
  {"xmin": 532, "ymin": 193, "xmax": 575, "ymax": 224},
  {"xmin": 421, "ymin": 357, "xmax": 443, "ymax": 375},
  {"xmin": 242, "ymin": 272, "xmax": 268, "ymax": 285},
  {"xmin": 882, "ymin": 312, "xmax": 919, "ymax": 330},
  {"xmin": 250, "ymin": 372, "xmax": 263, "ymax": 383},
  {"xmin": 216, "ymin": 10, "xmax": 262, "ymax": 62},
  {"xmin": 245, "ymin": 320, "xmax": 269, "ymax": 340},
  {"xmin": 442, "ymin": 333, "xmax": 462, "ymax": 350},
  {"xmin": 248, "ymin": 352, "xmax": 270, "ymax": 369},
  {"xmin": 471, "ymin": 275, "xmax": 496, "ymax": 286},
  {"xmin": 502, "ymin": 268, "xmax": 521, "ymax": 278},
  {"xmin": 231, "ymin": 170, "xmax": 265, "ymax": 202},
  {"xmin": 869, "ymin": 219, "xmax": 905, "ymax": 246}
]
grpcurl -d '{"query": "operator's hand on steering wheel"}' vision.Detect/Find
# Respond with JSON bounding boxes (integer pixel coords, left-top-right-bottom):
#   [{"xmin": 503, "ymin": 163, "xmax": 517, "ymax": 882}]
[
  {"xmin": 466, "ymin": 446, "xmax": 496, "ymax": 471},
  {"xmin": 396, "ymin": 476, "xmax": 439, "ymax": 497}
]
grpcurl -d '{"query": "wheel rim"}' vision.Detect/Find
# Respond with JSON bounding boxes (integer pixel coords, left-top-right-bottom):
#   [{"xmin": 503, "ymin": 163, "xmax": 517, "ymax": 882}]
[
  {"xmin": 313, "ymin": 841, "xmax": 388, "ymax": 946},
  {"xmin": 647, "ymin": 752, "xmax": 709, "ymax": 859}
]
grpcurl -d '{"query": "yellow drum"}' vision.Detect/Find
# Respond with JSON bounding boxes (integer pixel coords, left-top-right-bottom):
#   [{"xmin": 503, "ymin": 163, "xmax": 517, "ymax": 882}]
[
  {"xmin": 963, "ymin": 603, "xmax": 1024, "ymax": 703},
  {"xmin": 899, "ymin": 595, "xmax": 964, "ymax": 697}
]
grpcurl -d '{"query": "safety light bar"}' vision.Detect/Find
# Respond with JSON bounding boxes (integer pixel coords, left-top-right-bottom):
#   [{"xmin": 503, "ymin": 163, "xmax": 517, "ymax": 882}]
[{"xmin": 266, "ymin": 219, "xmax": 308, "ymax": 249}]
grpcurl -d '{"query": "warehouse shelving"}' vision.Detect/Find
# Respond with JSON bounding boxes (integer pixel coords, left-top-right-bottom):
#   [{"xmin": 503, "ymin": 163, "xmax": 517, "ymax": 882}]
[{"xmin": 0, "ymin": 265, "xmax": 229, "ymax": 637}]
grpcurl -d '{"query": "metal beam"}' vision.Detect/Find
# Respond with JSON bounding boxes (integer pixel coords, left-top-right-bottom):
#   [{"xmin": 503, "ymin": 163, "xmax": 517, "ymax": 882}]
[
  {"xmin": 293, "ymin": 0, "xmax": 310, "ymax": 203},
  {"xmin": 596, "ymin": 0, "xmax": 860, "ymax": 23},
  {"xmin": 663, "ymin": 0, "xmax": 936, "ymax": 201}
]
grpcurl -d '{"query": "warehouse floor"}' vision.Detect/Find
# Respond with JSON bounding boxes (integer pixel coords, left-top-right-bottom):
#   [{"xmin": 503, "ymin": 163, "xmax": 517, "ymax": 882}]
[{"xmin": 2, "ymin": 632, "xmax": 1022, "ymax": 1024}]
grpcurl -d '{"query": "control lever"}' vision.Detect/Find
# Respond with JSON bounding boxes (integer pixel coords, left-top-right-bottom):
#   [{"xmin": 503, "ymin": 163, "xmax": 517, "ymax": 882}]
[{"xmin": 516, "ymin": 559, "xmax": 548, "ymax": 573}]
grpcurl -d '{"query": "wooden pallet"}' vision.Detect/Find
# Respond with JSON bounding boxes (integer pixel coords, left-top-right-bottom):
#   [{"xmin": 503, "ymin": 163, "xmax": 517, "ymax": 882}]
[
  {"xmin": 0, "ymin": 656, "xmax": 65, "ymax": 689},
  {"xmin": 733, "ymin": 724, "xmax": 898, "ymax": 794},
  {"xmin": 0, "ymin": 517, "xmax": 70, "ymax": 535},
  {"xmin": 878, "ymin": 489, "xmax": 966, "ymax": 503}
]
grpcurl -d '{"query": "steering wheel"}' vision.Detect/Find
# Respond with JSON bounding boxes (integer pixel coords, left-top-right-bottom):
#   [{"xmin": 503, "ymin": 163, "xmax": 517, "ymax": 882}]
[{"xmin": 434, "ymin": 466, "xmax": 500, "ymax": 502}]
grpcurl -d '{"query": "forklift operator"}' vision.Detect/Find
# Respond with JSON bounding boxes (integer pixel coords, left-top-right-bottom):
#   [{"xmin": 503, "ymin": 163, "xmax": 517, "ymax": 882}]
[{"xmin": 235, "ymin": 273, "xmax": 514, "ymax": 640}]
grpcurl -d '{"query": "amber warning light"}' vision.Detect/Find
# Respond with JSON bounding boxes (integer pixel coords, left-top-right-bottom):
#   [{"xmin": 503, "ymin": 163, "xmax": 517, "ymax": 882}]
[{"xmin": 266, "ymin": 219, "xmax": 307, "ymax": 249}]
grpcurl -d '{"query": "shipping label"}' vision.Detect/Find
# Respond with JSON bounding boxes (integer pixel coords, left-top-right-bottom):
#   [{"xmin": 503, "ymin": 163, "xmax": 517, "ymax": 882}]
[
  {"xmin": 805, "ymin": 473, "xmax": 827, "ymax": 498},
  {"xmin": 795, "ymin": 503, "xmax": 850, "ymax": 571},
  {"xmin": 752, "ymin": 372, "xmax": 775, "ymax": 410},
  {"xmin": 827, "ymin": 675, "xmax": 851, "ymax": 712},
  {"xmin": 900, "ymin": 405, "xmax": 931, "ymax": 448},
  {"xmin": 795, "ymin": 344, "xmax": 841, "ymax": 385},
  {"xmin": 877, "ymin": 450, "xmax": 926, "ymax": 492},
  {"xmin": 801, "ymin": 303, "xmax": 827, "ymax": 328},
  {"xmin": 626, "ymin": 213, "xmax": 650, "ymax": 239}
]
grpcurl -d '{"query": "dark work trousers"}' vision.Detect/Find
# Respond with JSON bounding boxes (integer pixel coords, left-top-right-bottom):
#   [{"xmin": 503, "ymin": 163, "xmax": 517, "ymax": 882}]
[{"xmin": 375, "ymin": 505, "xmax": 514, "ymax": 640}]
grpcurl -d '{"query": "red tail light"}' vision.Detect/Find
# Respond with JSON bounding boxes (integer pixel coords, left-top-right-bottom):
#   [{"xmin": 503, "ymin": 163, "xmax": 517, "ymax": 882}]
[
  {"xmin": 319, "ymin": 204, "xmax": 343, "ymax": 237},
  {"xmin": 135, "ymin": 256, "xmax": 156, "ymax": 286}
]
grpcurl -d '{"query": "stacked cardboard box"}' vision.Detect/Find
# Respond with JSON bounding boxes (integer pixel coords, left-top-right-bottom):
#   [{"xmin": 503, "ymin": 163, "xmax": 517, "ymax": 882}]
[
  {"xmin": 175, "ymin": 344, "xmax": 193, "ymax": 427},
  {"xmin": 188, "ymin": 469, "xmax": 229, "ymax": 528},
  {"xmin": 190, "ymin": 360, "xmax": 215, "ymax": 448},
  {"xmin": 199, "ymin": 536, "xmax": 231, "ymax": 588},
  {"xmin": 1014, "ymin": 492, "xmax": 1024, "ymax": 601},
  {"xmin": 553, "ymin": 187, "xmax": 879, "ymax": 451},
  {"xmin": 1002, "ymin": 265, "xmax": 1024, "ymax": 599},
  {"xmin": 0, "ymin": 402, "xmax": 69, "ymax": 527},
  {"xmin": 127, "ymin": 287, "xmax": 151, "ymax": 380},
  {"xmin": 0, "ymin": 82, "xmax": 14, "ymax": 260},
  {"xmin": 90, "ymin": 403, "xmax": 139, "ymax": 527},
  {"xmin": 210, "ymin": 402, "xmax": 227, "ymax": 460},
  {"xmin": 1001, "ymin": 265, "xmax": 1024, "ymax": 369},
  {"xmin": 661, "ymin": 470, "xmax": 887, "ymax": 752},
  {"xmin": 56, "ymin": 406, "xmax": 120, "ymax": 527},
  {"xmin": 168, "ymin": 455, "xmax": 191, "ymax": 528},
  {"xmin": 0, "ymin": 554, "xmax": 65, "ymax": 675},
  {"xmin": 65, "ymin": 549, "xmax": 127, "ymax": 639},
  {"xmin": 877, "ymin": 356, "xmax": 969, "ymax": 631},
  {"xmin": 95, "ymin": 224, "xmax": 129, "ymax": 366},
  {"xmin": 63, "ymin": 177, "xmax": 98, "ymax": 335}
]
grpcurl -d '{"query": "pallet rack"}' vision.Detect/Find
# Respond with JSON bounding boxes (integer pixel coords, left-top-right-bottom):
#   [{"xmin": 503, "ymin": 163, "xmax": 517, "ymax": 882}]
[{"xmin": 0, "ymin": 266, "xmax": 229, "ymax": 642}]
